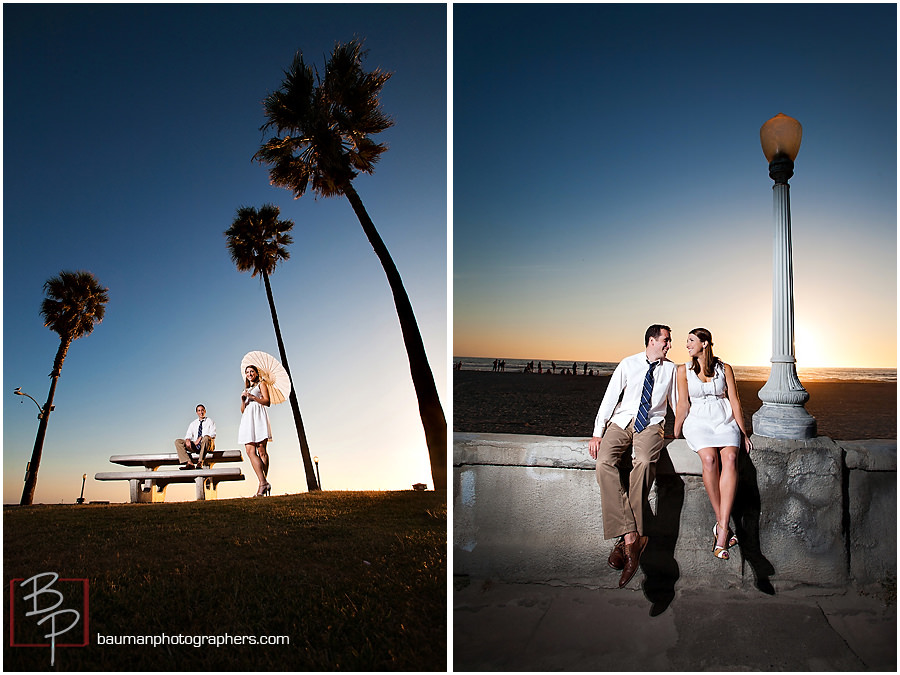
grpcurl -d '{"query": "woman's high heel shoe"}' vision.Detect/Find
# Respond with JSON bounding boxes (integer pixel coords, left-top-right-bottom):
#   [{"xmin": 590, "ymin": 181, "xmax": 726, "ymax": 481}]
[
  {"xmin": 264, "ymin": 482, "xmax": 271, "ymax": 497},
  {"xmin": 254, "ymin": 483, "xmax": 267, "ymax": 497},
  {"xmin": 713, "ymin": 523, "xmax": 738, "ymax": 549}
]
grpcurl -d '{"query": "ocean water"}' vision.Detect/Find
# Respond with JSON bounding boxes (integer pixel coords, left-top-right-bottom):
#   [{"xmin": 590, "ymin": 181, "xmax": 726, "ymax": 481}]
[{"xmin": 453, "ymin": 356, "xmax": 896, "ymax": 383}]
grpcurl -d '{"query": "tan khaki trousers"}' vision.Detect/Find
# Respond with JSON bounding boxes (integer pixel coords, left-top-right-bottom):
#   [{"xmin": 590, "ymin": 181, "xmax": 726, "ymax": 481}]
[
  {"xmin": 595, "ymin": 421, "xmax": 664, "ymax": 539},
  {"xmin": 175, "ymin": 436, "xmax": 215, "ymax": 465}
]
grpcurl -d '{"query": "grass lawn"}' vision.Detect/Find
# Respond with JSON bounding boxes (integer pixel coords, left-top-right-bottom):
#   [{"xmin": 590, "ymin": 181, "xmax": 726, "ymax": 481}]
[{"xmin": 4, "ymin": 490, "xmax": 446, "ymax": 671}]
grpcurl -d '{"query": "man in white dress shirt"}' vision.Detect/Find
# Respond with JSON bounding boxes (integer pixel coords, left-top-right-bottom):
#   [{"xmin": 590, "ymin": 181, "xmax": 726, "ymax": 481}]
[
  {"xmin": 175, "ymin": 404, "xmax": 216, "ymax": 469},
  {"xmin": 588, "ymin": 324, "xmax": 677, "ymax": 588}
]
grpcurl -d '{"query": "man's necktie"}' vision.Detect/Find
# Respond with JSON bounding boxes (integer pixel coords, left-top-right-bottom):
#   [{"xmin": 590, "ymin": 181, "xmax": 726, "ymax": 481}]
[
  {"xmin": 634, "ymin": 361, "xmax": 659, "ymax": 433},
  {"xmin": 198, "ymin": 420, "xmax": 203, "ymax": 440}
]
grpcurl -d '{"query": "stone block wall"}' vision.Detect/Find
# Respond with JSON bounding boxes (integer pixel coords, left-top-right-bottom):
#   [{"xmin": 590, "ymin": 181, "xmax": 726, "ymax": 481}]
[
  {"xmin": 453, "ymin": 433, "xmax": 896, "ymax": 593},
  {"xmin": 843, "ymin": 440, "xmax": 897, "ymax": 592}
]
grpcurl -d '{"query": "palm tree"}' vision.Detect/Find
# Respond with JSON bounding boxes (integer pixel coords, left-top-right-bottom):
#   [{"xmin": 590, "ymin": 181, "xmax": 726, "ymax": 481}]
[
  {"xmin": 225, "ymin": 204, "xmax": 320, "ymax": 492},
  {"xmin": 21, "ymin": 270, "xmax": 109, "ymax": 505},
  {"xmin": 254, "ymin": 39, "xmax": 447, "ymax": 491}
]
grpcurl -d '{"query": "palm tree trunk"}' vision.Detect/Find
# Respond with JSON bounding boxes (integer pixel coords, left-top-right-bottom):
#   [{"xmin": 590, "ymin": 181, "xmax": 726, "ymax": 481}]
[
  {"xmin": 262, "ymin": 270, "xmax": 320, "ymax": 491},
  {"xmin": 20, "ymin": 338, "xmax": 70, "ymax": 505},
  {"xmin": 342, "ymin": 183, "xmax": 447, "ymax": 491}
]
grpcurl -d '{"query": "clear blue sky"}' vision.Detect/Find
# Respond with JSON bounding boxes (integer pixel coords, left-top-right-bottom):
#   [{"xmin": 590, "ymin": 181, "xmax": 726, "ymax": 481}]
[
  {"xmin": 454, "ymin": 4, "xmax": 896, "ymax": 369},
  {"xmin": 4, "ymin": 4, "xmax": 447, "ymax": 503}
]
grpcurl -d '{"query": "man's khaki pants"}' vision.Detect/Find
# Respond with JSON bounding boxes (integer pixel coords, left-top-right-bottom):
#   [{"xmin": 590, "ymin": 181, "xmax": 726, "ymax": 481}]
[
  {"xmin": 175, "ymin": 435, "xmax": 215, "ymax": 466},
  {"xmin": 595, "ymin": 420, "xmax": 664, "ymax": 539}
]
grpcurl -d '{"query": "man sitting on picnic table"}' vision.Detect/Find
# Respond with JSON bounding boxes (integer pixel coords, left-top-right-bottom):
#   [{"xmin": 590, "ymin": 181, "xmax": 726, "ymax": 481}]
[{"xmin": 175, "ymin": 404, "xmax": 216, "ymax": 469}]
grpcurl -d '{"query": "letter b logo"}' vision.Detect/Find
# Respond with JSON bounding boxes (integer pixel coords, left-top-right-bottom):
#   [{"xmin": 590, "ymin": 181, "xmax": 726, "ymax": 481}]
[{"xmin": 10, "ymin": 573, "xmax": 90, "ymax": 667}]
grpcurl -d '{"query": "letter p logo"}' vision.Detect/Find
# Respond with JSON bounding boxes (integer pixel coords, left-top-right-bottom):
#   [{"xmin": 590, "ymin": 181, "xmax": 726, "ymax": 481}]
[{"xmin": 10, "ymin": 573, "xmax": 89, "ymax": 667}]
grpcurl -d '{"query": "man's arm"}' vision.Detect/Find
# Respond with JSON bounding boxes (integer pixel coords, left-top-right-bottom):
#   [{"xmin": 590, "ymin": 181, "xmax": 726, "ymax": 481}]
[
  {"xmin": 592, "ymin": 359, "xmax": 627, "ymax": 438},
  {"xmin": 206, "ymin": 419, "xmax": 217, "ymax": 438},
  {"xmin": 589, "ymin": 359, "xmax": 628, "ymax": 458},
  {"xmin": 184, "ymin": 420, "xmax": 196, "ymax": 448}
]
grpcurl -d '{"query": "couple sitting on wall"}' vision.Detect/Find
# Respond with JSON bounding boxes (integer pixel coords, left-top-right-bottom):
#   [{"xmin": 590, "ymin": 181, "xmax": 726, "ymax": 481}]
[{"xmin": 588, "ymin": 324, "xmax": 753, "ymax": 588}]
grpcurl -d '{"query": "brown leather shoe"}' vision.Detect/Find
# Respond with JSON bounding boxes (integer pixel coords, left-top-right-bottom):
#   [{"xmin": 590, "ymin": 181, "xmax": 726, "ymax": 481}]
[
  {"xmin": 607, "ymin": 538, "xmax": 626, "ymax": 570},
  {"xmin": 618, "ymin": 535, "xmax": 648, "ymax": 588}
]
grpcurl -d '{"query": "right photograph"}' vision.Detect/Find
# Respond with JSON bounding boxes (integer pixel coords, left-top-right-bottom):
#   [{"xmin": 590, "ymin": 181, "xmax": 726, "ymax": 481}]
[{"xmin": 452, "ymin": 4, "xmax": 897, "ymax": 672}]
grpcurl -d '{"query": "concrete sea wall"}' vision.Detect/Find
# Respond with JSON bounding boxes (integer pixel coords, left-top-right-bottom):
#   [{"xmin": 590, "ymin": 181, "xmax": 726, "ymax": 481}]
[{"xmin": 453, "ymin": 434, "xmax": 896, "ymax": 594}]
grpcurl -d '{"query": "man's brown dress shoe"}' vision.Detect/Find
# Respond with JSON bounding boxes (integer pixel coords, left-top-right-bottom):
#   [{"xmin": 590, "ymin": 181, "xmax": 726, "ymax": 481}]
[
  {"xmin": 607, "ymin": 538, "xmax": 626, "ymax": 570},
  {"xmin": 618, "ymin": 535, "xmax": 648, "ymax": 588}
]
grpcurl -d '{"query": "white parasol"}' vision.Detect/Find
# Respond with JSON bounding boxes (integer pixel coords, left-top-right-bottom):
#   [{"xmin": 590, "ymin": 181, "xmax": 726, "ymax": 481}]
[{"xmin": 240, "ymin": 350, "xmax": 292, "ymax": 405}]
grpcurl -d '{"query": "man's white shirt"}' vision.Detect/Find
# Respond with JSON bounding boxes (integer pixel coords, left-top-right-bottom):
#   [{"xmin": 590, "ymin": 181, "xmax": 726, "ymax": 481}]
[
  {"xmin": 185, "ymin": 417, "xmax": 216, "ymax": 442},
  {"xmin": 592, "ymin": 352, "xmax": 677, "ymax": 437}
]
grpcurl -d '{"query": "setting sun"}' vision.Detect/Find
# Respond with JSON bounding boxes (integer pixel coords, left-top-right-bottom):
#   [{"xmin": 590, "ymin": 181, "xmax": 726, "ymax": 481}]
[{"xmin": 794, "ymin": 321, "xmax": 830, "ymax": 368}]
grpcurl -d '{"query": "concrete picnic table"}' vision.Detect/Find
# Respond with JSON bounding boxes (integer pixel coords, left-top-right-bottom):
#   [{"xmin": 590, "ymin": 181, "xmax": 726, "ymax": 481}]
[{"xmin": 94, "ymin": 449, "xmax": 245, "ymax": 502}]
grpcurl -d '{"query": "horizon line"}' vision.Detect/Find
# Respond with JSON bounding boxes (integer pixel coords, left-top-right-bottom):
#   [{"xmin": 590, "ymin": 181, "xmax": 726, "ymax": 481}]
[{"xmin": 452, "ymin": 356, "xmax": 898, "ymax": 371}]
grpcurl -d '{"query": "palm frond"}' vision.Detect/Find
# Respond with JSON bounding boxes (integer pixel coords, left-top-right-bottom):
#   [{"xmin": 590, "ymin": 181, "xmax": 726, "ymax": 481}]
[
  {"xmin": 255, "ymin": 38, "xmax": 394, "ymax": 199},
  {"xmin": 224, "ymin": 204, "xmax": 294, "ymax": 278},
  {"xmin": 40, "ymin": 271, "xmax": 109, "ymax": 341}
]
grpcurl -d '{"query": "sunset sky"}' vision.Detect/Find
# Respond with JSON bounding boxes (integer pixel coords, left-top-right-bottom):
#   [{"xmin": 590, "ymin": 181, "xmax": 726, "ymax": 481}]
[
  {"xmin": 2, "ymin": 3, "xmax": 896, "ymax": 505},
  {"xmin": 3, "ymin": 4, "xmax": 447, "ymax": 504},
  {"xmin": 453, "ymin": 4, "xmax": 896, "ymax": 369}
]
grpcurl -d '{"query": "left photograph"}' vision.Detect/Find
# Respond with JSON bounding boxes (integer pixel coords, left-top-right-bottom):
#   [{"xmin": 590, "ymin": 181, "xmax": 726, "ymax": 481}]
[{"xmin": 3, "ymin": 3, "xmax": 446, "ymax": 671}]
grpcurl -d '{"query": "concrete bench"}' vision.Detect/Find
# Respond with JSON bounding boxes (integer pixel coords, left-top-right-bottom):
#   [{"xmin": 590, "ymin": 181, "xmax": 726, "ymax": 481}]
[{"xmin": 94, "ymin": 450, "xmax": 245, "ymax": 503}]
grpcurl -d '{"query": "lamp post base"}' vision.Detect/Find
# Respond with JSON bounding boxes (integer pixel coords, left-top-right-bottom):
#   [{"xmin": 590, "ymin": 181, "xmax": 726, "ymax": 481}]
[{"xmin": 752, "ymin": 403, "xmax": 817, "ymax": 440}]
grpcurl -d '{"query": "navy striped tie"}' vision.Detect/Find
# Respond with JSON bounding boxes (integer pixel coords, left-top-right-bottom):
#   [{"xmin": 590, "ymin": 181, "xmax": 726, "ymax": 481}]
[{"xmin": 634, "ymin": 361, "xmax": 659, "ymax": 433}]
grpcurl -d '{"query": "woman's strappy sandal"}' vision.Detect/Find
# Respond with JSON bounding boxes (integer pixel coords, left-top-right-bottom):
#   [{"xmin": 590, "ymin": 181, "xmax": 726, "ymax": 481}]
[
  {"xmin": 713, "ymin": 523, "xmax": 738, "ymax": 548},
  {"xmin": 712, "ymin": 523, "xmax": 733, "ymax": 559}
]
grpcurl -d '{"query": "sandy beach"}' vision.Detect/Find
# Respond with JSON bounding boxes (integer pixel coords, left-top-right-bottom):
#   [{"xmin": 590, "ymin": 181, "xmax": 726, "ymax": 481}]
[{"xmin": 453, "ymin": 370, "xmax": 896, "ymax": 440}]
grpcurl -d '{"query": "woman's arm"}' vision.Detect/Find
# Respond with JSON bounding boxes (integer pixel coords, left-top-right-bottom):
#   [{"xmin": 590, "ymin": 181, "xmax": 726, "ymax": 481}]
[
  {"xmin": 674, "ymin": 364, "xmax": 689, "ymax": 438},
  {"xmin": 724, "ymin": 363, "xmax": 752, "ymax": 451},
  {"xmin": 256, "ymin": 381, "xmax": 271, "ymax": 406}
]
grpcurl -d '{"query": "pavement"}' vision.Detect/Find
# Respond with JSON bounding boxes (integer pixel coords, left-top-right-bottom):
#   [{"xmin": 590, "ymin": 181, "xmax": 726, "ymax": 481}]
[{"xmin": 453, "ymin": 578, "xmax": 896, "ymax": 671}]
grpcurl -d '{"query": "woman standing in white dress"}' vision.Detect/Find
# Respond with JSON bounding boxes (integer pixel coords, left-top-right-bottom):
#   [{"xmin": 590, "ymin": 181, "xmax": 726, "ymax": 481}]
[
  {"xmin": 239, "ymin": 364, "xmax": 272, "ymax": 497},
  {"xmin": 674, "ymin": 328, "xmax": 752, "ymax": 560}
]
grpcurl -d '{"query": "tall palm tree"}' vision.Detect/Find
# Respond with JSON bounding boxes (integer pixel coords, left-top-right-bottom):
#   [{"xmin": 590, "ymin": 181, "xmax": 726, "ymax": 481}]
[
  {"xmin": 21, "ymin": 270, "xmax": 109, "ymax": 505},
  {"xmin": 254, "ymin": 39, "xmax": 447, "ymax": 491},
  {"xmin": 225, "ymin": 204, "xmax": 320, "ymax": 492}
]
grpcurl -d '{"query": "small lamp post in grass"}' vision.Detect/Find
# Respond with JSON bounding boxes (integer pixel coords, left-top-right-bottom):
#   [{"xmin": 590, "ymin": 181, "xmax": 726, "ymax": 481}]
[
  {"xmin": 313, "ymin": 456, "xmax": 322, "ymax": 491},
  {"xmin": 752, "ymin": 113, "xmax": 817, "ymax": 439},
  {"xmin": 77, "ymin": 473, "xmax": 87, "ymax": 504}
]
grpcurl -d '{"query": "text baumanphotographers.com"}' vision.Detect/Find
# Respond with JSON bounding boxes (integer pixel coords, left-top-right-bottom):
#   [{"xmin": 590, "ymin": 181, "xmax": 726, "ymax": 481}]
[{"xmin": 96, "ymin": 633, "xmax": 290, "ymax": 648}]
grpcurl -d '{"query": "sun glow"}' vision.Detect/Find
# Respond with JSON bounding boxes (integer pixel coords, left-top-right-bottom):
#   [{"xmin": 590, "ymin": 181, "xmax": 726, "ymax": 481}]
[{"xmin": 794, "ymin": 321, "xmax": 830, "ymax": 369}]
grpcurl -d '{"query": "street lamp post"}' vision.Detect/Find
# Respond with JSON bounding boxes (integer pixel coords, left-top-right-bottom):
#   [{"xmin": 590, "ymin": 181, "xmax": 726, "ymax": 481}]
[
  {"xmin": 313, "ymin": 456, "xmax": 322, "ymax": 491},
  {"xmin": 14, "ymin": 387, "xmax": 57, "ymax": 500},
  {"xmin": 14, "ymin": 387, "xmax": 46, "ymax": 418},
  {"xmin": 752, "ymin": 113, "xmax": 817, "ymax": 439},
  {"xmin": 77, "ymin": 473, "xmax": 86, "ymax": 504}
]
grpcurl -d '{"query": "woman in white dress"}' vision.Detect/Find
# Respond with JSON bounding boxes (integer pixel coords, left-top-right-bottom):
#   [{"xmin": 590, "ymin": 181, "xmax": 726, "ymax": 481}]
[
  {"xmin": 674, "ymin": 328, "xmax": 752, "ymax": 560},
  {"xmin": 239, "ymin": 364, "xmax": 272, "ymax": 497}
]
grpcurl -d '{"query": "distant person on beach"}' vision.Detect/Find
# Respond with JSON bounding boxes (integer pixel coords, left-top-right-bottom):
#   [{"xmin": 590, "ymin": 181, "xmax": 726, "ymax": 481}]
[
  {"xmin": 674, "ymin": 328, "xmax": 752, "ymax": 560},
  {"xmin": 239, "ymin": 364, "xmax": 272, "ymax": 497},
  {"xmin": 588, "ymin": 324, "xmax": 677, "ymax": 588},
  {"xmin": 175, "ymin": 404, "xmax": 216, "ymax": 470}
]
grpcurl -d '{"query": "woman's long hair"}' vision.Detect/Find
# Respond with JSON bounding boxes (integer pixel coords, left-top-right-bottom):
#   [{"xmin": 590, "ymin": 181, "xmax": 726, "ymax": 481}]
[
  {"xmin": 244, "ymin": 365, "xmax": 259, "ymax": 389},
  {"xmin": 689, "ymin": 328, "xmax": 719, "ymax": 378}
]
